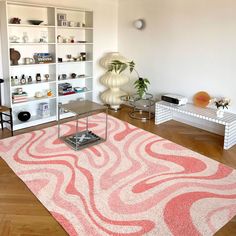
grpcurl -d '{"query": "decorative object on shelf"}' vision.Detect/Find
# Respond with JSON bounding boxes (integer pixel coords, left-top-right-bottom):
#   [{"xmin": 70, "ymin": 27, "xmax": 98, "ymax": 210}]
[
  {"xmin": 27, "ymin": 76, "xmax": 32, "ymax": 83},
  {"xmin": 38, "ymin": 102, "xmax": 50, "ymax": 118},
  {"xmin": 71, "ymin": 73, "xmax": 77, "ymax": 78},
  {"xmin": 34, "ymin": 53, "xmax": 53, "ymax": 64},
  {"xmin": 213, "ymin": 97, "xmax": 230, "ymax": 118},
  {"xmin": 9, "ymin": 35, "xmax": 20, "ymax": 43},
  {"xmin": 17, "ymin": 111, "xmax": 31, "ymax": 122},
  {"xmin": 77, "ymin": 22, "xmax": 81, "ymax": 27},
  {"xmin": 14, "ymin": 76, "xmax": 19, "ymax": 85},
  {"xmin": 193, "ymin": 91, "xmax": 211, "ymax": 108},
  {"xmin": 69, "ymin": 21, "xmax": 76, "ymax": 27},
  {"xmin": 62, "ymin": 74, "xmax": 67, "ymax": 80},
  {"xmin": 28, "ymin": 20, "xmax": 43, "ymax": 25},
  {"xmin": 40, "ymin": 31, "xmax": 47, "ymax": 43},
  {"xmin": 57, "ymin": 13, "xmax": 66, "ymax": 21},
  {"xmin": 10, "ymin": 48, "xmax": 21, "ymax": 65},
  {"xmin": 133, "ymin": 19, "xmax": 145, "ymax": 30},
  {"xmin": 78, "ymin": 74, "xmax": 85, "ymax": 78},
  {"xmin": 12, "ymin": 91, "xmax": 28, "ymax": 103},
  {"xmin": 58, "ymin": 83, "xmax": 74, "ymax": 95},
  {"xmin": 10, "ymin": 17, "xmax": 21, "ymax": 24},
  {"xmin": 16, "ymin": 87, "xmax": 23, "ymax": 95},
  {"xmin": 74, "ymin": 87, "xmax": 84, "ymax": 93},
  {"xmin": 70, "ymin": 36, "xmax": 75, "ymax": 43},
  {"xmin": 47, "ymin": 90, "xmax": 53, "ymax": 97},
  {"xmin": 24, "ymin": 57, "xmax": 34, "ymax": 64},
  {"xmin": 44, "ymin": 74, "xmax": 49, "ymax": 81},
  {"xmin": 100, "ymin": 52, "xmax": 131, "ymax": 110},
  {"xmin": 80, "ymin": 52, "xmax": 86, "ymax": 61},
  {"xmin": 78, "ymin": 40, "xmax": 87, "ymax": 43},
  {"xmin": 35, "ymin": 91, "xmax": 43, "ymax": 98},
  {"xmin": 20, "ymin": 75, "xmax": 26, "ymax": 85},
  {"xmin": 22, "ymin": 32, "xmax": 29, "ymax": 43},
  {"xmin": 82, "ymin": 23, "xmax": 86, "ymax": 27},
  {"xmin": 58, "ymin": 20, "xmax": 67, "ymax": 26},
  {"xmin": 57, "ymin": 35, "xmax": 63, "ymax": 43},
  {"xmin": 36, "ymin": 73, "xmax": 41, "ymax": 82},
  {"xmin": 134, "ymin": 77, "xmax": 150, "ymax": 98},
  {"xmin": 11, "ymin": 76, "xmax": 15, "ymax": 86},
  {"xmin": 58, "ymin": 57, "xmax": 63, "ymax": 63},
  {"xmin": 67, "ymin": 54, "xmax": 72, "ymax": 61}
]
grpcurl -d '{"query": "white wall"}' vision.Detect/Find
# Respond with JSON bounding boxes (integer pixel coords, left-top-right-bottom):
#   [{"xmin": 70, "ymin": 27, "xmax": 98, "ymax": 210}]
[
  {"xmin": 0, "ymin": 0, "xmax": 118, "ymax": 102},
  {"xmin": 118, "ymin": 0, "xmax": 236, "ymax": 113}
]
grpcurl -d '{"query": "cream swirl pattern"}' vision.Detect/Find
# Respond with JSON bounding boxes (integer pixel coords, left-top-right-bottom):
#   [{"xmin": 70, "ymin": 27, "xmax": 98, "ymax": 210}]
[{"xmin": 0, "ymin": 114, "xmax": 236, "ymax": 236}]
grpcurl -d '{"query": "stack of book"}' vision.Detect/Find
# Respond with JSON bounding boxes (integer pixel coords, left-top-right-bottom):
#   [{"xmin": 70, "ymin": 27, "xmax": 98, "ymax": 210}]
[
  {"xmin": 12, "ymin": 92, "xmax": 28, "ymax": 103},
  {"xmin": 58, "ymin": 83, "xmax": 75, "ymax": 95}
]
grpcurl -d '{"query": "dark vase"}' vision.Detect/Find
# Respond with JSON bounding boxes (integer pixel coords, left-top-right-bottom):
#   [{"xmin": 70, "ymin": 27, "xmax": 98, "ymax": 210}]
[{"xmin": 18, "ymin": 111, "xmax": 31, "ymax": 122}]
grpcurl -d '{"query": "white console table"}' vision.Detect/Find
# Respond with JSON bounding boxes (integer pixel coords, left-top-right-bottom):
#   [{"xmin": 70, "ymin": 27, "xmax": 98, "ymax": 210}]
[{"xmin": 155, "ymin": 101, "xmax": 236, "ymax": 150}]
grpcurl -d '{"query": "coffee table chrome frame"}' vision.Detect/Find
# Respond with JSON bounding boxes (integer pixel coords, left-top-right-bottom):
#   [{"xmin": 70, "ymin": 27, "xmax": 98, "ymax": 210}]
[{"xmin": 58, "ymin": 103, "xmax": 108, "ymax": 151}]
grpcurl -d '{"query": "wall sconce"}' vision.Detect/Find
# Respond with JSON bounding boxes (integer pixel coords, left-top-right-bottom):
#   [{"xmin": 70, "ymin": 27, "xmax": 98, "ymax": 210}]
[{"xmin": 133, "ymin": 19, "xmax": 145, "ymax": 30}]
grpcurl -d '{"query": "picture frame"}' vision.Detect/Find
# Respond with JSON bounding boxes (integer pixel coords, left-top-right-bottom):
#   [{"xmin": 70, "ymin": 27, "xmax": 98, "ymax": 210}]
[{"xmin": 57, "ymin": 13, "xmax": 66, "ymax": 21}]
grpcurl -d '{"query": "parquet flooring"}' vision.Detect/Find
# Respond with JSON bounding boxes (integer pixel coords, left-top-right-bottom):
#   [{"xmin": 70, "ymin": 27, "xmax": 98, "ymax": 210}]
[{"xmin": 0, "ymin": 105, "xmax": 236, "ymax": 236}]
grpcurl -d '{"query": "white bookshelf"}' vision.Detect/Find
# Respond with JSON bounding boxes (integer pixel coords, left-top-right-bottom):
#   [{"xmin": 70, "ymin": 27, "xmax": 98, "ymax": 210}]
[{"xmin": 0, "ymin": 1, "xmax": 94, "ymax": 131}]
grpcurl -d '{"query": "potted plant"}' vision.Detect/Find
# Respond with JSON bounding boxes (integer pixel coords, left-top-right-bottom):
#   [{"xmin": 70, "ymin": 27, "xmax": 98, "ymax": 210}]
[
  {"xmin": 213, "ymin": 97, "xmax": 230, "ymax": 118},
  {"xmin": 134, "ymin": 77, "xmax": 150, "ymax": 98},
  {"xmin": 108, "ymin": 60, "xmax": 150, "ymax": 98}
]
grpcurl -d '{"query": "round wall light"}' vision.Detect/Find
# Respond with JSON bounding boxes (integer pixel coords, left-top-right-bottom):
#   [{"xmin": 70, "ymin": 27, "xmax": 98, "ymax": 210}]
[{"xmin": 133, "ymin": 19, "xmax": 145, "ymax": 30}]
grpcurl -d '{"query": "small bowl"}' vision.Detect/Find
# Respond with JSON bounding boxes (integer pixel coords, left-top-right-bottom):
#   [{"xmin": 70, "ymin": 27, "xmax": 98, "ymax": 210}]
[{"xmin": 28, "ymin": 20, "xmax": 43, "ymax": 25}]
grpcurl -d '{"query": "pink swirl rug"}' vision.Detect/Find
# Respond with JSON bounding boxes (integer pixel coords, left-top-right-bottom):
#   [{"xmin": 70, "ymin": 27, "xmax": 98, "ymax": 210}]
[{"xmin": 0, "ymin": 114, "xmax": 236, "ymax": 236}]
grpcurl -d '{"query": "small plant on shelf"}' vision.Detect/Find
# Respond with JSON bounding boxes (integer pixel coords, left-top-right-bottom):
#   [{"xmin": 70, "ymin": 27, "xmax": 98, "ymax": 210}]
[
  {"xmin": 213, "ymin": 97, "xmax": 230, "ymax": 109},
  {"xmin": 108, "ymin": 60, "xmax": 150, "ymax": 98}
]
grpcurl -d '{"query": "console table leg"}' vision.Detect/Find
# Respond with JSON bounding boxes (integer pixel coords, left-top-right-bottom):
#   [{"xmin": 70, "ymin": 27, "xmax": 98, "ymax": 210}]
[
  {"xmin": 224, "ymin": 122, "xmax": 236, "ymax": 150},
  {"xmin": 155, "ymin": 105, "xmax": 173, "ymax": 125}
]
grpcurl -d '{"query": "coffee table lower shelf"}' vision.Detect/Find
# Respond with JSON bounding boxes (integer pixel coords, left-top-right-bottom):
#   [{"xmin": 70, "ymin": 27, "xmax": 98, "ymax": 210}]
[{"xmin": 61, "ymin": 130, "xmax": 105, "ymax": 151}]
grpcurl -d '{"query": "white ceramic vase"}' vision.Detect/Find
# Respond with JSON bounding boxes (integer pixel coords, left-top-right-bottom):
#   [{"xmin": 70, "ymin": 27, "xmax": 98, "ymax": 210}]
[
  {"xmin": 100, "ymin": 52, "xmax": 130, "ymax": 110},
  {"xmin": 216, "ymin": 107, "xmax": 224, "ymax": 118}
]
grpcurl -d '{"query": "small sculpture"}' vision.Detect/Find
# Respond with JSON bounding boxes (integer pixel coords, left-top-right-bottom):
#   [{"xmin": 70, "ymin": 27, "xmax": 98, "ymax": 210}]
[
  {"xmin": 44, "ymin": 74, "xmax": 49, "ymax": 81},
  {"xmin": 80, "ymin": 52, "xmax": 86, "ymax": 61},
  {"xmin": 10, "ymin": 48, "xmax": 21, "ymax": 65},
  {"xmin": 10, "ymin": 17, "xmax": 21, "ymax": 24},
  {"xmin": 71, "ymin": 73, "xmax": 77, "ymax": 78},
  {"xmin": 18, "ymin": 111, "xmax": 31, "ymax": 122}
]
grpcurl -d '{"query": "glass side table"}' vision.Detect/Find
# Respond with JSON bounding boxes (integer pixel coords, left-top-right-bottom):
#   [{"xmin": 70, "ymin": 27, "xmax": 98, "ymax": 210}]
[
  {"xmin": 121, "ymin": 93, "xmax": 155, "ymax": 121},
  {"xmin": 58, "ymin": 100, "xmax": 108, "ymax": 151}
]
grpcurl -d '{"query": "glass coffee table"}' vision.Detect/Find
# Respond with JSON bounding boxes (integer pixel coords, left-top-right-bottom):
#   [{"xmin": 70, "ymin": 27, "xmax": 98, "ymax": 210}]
[
  {"xmin": 58, "ymin": 100, "xmax": 108, "ymax": 151},
  {"xmin": 121, "ymin": 93, "xmax": 155, "ymax": 121}
]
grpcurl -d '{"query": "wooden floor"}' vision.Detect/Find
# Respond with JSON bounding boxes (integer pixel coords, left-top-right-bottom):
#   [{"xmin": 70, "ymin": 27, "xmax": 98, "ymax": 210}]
[{"xmin": 0, "ymin": 105, "xmax": 236, "ymax": 236}]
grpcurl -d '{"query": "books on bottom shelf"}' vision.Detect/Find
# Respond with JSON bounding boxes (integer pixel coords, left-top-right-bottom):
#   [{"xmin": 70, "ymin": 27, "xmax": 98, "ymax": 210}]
[{"xmin": 12, "ymin": 92, "xmax": 28, "ymax": 103}]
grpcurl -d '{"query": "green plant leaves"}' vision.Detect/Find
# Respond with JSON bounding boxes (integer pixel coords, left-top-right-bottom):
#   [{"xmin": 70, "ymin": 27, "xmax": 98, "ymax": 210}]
[
  {"xmin": 133, "ymin": 77, "xmax": 150, "ymax": 98},
  {"xmin": 108, "ymin": 60, "xmax": 136, "ymax": 74}
]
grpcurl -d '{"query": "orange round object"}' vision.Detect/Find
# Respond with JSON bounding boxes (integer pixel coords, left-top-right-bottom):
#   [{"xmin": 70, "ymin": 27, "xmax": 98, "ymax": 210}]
[
  {"xmin": 193, "ymin": 91, "xmax": 211, "ymax": 107},
  {"xmin": 47, "ymin": 90, "xmax": 53, "ymax": 97}
]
